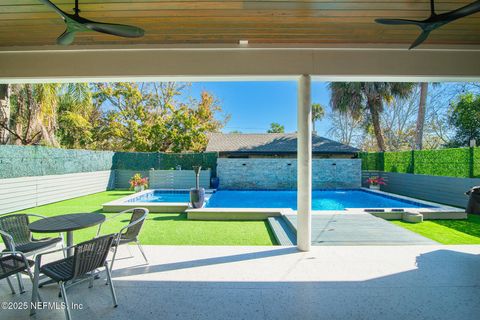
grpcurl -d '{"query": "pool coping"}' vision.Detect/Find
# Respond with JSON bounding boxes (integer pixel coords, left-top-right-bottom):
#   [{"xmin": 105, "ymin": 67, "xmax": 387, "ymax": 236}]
[{"xmin": 103, "ymin": 187, "xmax": 466, "ymax": 220}]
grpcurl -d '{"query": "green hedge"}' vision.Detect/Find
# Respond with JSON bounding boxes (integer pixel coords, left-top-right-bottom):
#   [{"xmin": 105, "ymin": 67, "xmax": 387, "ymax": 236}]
[
  {"xmin": 0, "ymin": 145, "xmax": 114, "ymax": 179},
  {"xmin": 384, "ymin": 151, "xmax": 413, "ymax": 173},
  {"xmin": 360, "ymin": 147, "xmax": 480, "ymax": 178},
  {"xmin": 414, "ymin": 148, "xmax": 471, "ymax": 178},
  {"xmin": 0, "ymin": 145, "xmax": 218, "ymax": 179},
  {"xmin": 358, "ymin": 152, "xmax": 384, "ymax": 171},
  {"xmin": 113, "ymin": 152, "xmax": 218, "ymax": 175}
]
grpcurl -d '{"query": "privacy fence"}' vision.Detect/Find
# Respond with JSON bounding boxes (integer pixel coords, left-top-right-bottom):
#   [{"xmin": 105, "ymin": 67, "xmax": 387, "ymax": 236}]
[
  {"xmin": 0, "ymin": 145, "xmax": 218, "ymax": 214},
  {"xmin": 359, "ymin": 147, "xmax": 480, "ymax": 178},
  {"xmin": 359, "ymin": 147, "xmax": 480, "ymax": 208}
]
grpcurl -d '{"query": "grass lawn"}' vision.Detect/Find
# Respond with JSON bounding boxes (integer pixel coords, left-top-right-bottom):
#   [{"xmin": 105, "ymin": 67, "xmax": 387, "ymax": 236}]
[
  {"xmin": 392, "ymin": 215, "xmax": 480, "ymax": 244},
  {"xmin": 14, "ymin": 190, "xmax": 277, "ymax": 246}
]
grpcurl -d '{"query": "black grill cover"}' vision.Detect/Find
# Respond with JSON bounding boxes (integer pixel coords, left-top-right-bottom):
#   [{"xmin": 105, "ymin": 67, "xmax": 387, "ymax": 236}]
[{"xmin": 466, "ymin": 186, "xmax": 480, "ymax": 214}]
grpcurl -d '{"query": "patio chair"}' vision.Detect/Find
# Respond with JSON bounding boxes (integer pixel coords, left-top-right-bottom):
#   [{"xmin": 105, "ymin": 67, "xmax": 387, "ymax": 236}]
[
  {"xmin": 0, "ymin": 251, "xmax": 35, "ymax": 295},
  {"xmin": 0, "ymin": 214, "xmax": 63, "ymax": 257},
  {"xmin": 96, "ymin": 208, "xmax": 149, "ymax": 272},
  {"xmin": 30, "ymin": 234, "xmax": 118, "ymax": 320}
]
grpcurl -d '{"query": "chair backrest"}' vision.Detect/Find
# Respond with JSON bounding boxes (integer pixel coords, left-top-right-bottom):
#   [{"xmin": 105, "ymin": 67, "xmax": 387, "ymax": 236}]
[
  {"xmin": 122, "ymin": 208, "xmax": 148, "ymax": 240},
  {"xmin": 72, "ymin": 234, "xmax": 114, "ymax": 279},
  {"xmin": 0, "ymin": 214, "xmax": 31, "ymax": 251}
]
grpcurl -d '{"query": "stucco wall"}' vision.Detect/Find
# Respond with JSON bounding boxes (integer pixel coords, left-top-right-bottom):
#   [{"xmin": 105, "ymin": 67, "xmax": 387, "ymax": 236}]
[{"xmin": 217, "ymin": 158, "xmax": 361, "ymax": 189}]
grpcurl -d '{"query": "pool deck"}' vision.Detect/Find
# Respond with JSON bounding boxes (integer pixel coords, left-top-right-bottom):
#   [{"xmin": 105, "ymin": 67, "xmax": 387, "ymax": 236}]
[
  {"xmin": 282, "ymin": 213, "xmax": 437, "ymax": 246},
  {"xmin": 2, "ymin": 244, "xmax": 480, "ymax": 320}
]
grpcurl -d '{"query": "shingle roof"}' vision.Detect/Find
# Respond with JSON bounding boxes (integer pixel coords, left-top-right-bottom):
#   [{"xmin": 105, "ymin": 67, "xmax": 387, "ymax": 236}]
[{"xmin": 205, "ymin": 133, "xmax": 359, "ymax": 154}]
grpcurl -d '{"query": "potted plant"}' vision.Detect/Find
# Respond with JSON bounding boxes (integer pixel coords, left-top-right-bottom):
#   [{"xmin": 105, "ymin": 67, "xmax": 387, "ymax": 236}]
[
  {"xmin": 366, "ymin": 176, "xmax": 386, "ymax": 190},
  {"xmin": 190, "ymin": 166, "xmax": 205, "ymax": 208},
  {"xmin": 129, "ymin": 173, "xmax": 149, "ymax": 192}
]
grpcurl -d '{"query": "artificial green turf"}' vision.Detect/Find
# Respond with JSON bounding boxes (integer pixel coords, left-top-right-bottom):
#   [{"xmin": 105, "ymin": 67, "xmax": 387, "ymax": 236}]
[
  {"xmin": 15, "ymin": 190, "xmax": 277, "ymax": 246},
  {"xmin": 391, "ymin": 215, "xmax": 480, "ymax": 244}
]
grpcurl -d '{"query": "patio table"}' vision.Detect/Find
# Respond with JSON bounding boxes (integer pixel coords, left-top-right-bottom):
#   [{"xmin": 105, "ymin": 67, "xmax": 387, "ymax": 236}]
[{"xmin": 29, "ymin": 213, "xmax": 105, "ymax": 257}]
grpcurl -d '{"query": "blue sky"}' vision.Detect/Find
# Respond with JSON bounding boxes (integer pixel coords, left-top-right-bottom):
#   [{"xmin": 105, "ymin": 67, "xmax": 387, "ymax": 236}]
[{"xmin": 186, "ymin": 81, "xmax": 332, "ymax": 136}]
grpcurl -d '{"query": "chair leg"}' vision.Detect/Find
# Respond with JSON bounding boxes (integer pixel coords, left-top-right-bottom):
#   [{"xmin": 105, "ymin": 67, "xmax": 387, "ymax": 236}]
[
  {"xmin": 126, "ymin": 244, "xmax": 133, "ymax": 258},
  {"xmin": 105, "ymin": 262, "xmax": 118, "ymax": 308},
  {"xmin": 30, "ymin": 268, "xmax": 40, "ymax": 316},
  {"xmin": 88, "ymin": 272, "xmax": 95, "ymax": 288},
  {"xmin": 6, "ymin": 276, "xmax": 16, "ymax": 294},
  {"xmin": 16, "ymin": 272, "xmax": 25, "ymax": 294},
  {"xmin": 60, "ymin": 282, "xmax": 72, "ymax": 320},
  {"xmin": 109, "ymin": 244, "xmax": 119, "ymax": 273},
  {"xmin": 136, "ymin": 241, "xmax": 149, "ymax": 264}
]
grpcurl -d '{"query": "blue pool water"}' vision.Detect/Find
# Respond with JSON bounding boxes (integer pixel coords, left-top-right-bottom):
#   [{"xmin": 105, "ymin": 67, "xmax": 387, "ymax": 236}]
[
  {"xmin": 205, "ymin": 189, "xmax": 435, "ymax": 210},
  {"xmin": 130, "ymin": 189, "xmax": 436, "ymax": 210},
  {"xmin": 127, "ymin": 190, "xmax": 190, "ymax": 203}
]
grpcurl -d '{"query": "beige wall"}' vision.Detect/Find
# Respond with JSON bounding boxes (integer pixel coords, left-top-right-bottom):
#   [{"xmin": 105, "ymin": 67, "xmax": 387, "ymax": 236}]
[{"xmin": 0, "ymin": 46, "xmax": 479, "ymax": 82}]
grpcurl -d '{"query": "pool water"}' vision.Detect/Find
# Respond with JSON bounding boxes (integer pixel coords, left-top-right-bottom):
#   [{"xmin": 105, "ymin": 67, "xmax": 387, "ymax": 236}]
[
  {"xmin": 205, "ymin": 189, "xmax": 435, "ymax": 210},
  {"xmin": 128, "ymin": 189, "xmax": 436, "ymax": 210},
  {"xmin": 127, "ymin": 190, "xmax": 190, "ymax": 203}
]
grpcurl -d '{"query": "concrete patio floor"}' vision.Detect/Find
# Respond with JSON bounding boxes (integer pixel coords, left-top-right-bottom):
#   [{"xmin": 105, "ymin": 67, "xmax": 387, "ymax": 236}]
[{"xmin": 1, "ymin": 244, "xmax": 480, "ymax": 320}]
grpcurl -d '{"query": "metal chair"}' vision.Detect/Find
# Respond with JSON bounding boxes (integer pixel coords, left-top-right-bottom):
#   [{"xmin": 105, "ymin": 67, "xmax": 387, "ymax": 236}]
[
  {"xmin": 96, "ymin": 208, "xmax": 149, "ymax": 272},
  {"xmin": 0, "ymin": 214, "xmax": 63, "ymax": 257},
  {"xmin": 0, "ymin": 251, "xmax": 35, "ymax": 295},
  {"xmin": 30, "ymin": 234, "xmax": 118, "ymax": 320}
]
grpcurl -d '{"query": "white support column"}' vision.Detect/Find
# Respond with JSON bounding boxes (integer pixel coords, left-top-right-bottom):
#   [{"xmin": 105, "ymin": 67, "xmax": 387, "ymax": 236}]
[{"xmin": 297, "ymin": 74, "xmax": 312, "ymax": 252}]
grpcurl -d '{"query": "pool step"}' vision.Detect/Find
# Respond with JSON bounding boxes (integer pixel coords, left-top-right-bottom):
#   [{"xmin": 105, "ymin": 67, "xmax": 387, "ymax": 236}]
[{"xmin": 267, "ymin": 216, "xmax": 296, "ymax": 246}]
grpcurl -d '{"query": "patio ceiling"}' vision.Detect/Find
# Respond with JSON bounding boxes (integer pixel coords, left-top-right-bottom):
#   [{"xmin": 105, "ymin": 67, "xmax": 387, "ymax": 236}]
[{"xmin": 1, "ymin": 0, "xmax": 480, "ymax": 48}]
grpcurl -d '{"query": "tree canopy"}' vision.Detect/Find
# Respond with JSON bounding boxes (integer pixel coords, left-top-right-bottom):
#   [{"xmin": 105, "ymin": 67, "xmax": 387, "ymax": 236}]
[
  {"xmin": 267, "ymin": 122, "xmax": 285, "ymax": 133},
  {"xmin": 0, "ymin": 82, "xmax": 228, "ymax": 152},
  {"xmin": 447, "ymin": 93, "xmax": 480, "ymax": 147}
]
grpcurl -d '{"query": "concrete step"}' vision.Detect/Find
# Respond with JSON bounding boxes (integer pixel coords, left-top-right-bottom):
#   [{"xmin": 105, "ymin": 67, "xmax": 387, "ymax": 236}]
[{"xmin": 268, "ymin": 216, "xmax": 297, "ymax": 246}]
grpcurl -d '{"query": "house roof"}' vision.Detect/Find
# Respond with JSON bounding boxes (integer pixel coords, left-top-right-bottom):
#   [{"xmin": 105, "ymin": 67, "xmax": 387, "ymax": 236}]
[{"xmin": 205, "ymin": 133, "xmax": 359, "ymax": 154}]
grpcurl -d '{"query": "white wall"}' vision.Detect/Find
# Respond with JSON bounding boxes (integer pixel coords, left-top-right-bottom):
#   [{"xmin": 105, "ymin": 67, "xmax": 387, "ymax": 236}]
[{"xmin": 0, "ymin": 170, "xmax": 115, "ymax": 214}]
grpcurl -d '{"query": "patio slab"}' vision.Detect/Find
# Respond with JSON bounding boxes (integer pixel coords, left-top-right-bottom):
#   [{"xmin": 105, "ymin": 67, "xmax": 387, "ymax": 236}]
[
  {"xmin": 2, "ymin": 245, "xmax": 480, "ymax": 320},
  {"xmin": 285, "ymin": 213, "xmax": 437, "ymax": 245}
]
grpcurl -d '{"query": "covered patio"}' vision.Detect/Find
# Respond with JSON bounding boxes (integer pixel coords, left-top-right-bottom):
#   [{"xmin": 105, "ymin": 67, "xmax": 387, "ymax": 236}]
[
  {"xmin": 1, "ymin": 0, "xmax": 480, "ymax": 319},
  {"xmin": 2, "ymin": 244, "xmax": 480, "ymax": 319}
]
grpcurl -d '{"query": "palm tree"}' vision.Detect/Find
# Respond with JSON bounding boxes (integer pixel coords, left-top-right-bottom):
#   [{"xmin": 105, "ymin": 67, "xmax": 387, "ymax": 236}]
[
  {"xmin": 311, "ymin": 103, "xmax": 325, "ymax": 134},
  {"xmin": 329, "ymin": 82, "xmax": 415, "ymax": 151},
  {"xmin": 414, "ymin": 82, "xmax": 429, "ymax": 150}
]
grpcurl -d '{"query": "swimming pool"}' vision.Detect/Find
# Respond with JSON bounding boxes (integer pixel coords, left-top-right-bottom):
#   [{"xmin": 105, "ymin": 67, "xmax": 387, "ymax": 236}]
[
  {"xmin": 126, "ymin": 190, "xmax": 191, "ymax": 203},
  {"xmin": 123, "ymin": 188, "xmax": 436, "ymax": 210},
  {"xmin": 205, "ymin": 189, "xmax": 436, "ymax": 210}
]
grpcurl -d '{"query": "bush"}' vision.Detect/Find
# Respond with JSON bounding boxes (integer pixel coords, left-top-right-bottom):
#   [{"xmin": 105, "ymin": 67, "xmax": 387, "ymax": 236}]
[
  {"xmin": 360, "ymin": 147, "xmax": 476, "ymax": 178},
  {"xmin": 384, "ymin": 151, "xmax": 413, "ymax": 173},
  {"xmin": 358, "ymin": 152, "xmax": 384, "ymax": 171},
  {"xmin": 414, "ymin": 148, "xmax": 471, "ymax": 177}
]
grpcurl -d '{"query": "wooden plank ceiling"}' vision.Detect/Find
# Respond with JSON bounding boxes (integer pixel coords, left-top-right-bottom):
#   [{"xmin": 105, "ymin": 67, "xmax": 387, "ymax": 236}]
[{"xmin": 0, "ymin": 0, "xmax": 479, "ymax": 47}]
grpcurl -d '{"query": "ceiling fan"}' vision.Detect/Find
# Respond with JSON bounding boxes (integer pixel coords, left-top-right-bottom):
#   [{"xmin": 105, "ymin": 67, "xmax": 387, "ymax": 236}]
[
  {"xmin": 375, "ymin": 0, "xmax": 480, "ymax": 49},
  {"xmin": 38, "ymin": 0, "xmax": 145, "ymax": 45}
]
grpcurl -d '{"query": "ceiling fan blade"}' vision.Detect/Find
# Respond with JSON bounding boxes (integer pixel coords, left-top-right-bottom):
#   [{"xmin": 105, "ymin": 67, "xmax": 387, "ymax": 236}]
[
  {"xmin": 85, "ymin": 22, "xmax": 144, "ymax": 38},
  {"xmin": 38, "ymin": 0, "xmax": 68, "ymax": 18},
  {"xmin": 442, "ymin": 1, "xmax": 480, "ymax": 21},
  {"xmin": 409, "ymin": 30, "xmax": 431, "ymax": 49},
  {"xmin": 56, "ymin": 29, "xmax": 77, "ymax": 45},
  {"xmin": 375, "ymin": 18, "xmax": 424, "ymax": 26}
]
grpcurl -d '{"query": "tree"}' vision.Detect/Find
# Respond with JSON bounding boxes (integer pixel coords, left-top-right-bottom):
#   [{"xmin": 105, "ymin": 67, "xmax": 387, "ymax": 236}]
[
  {"xmin": 327, "ymin": 109, "xmax": 363, "ymax": 147},
  {"xmin": 2, "ymin": 83, "xmax": 60, "ymax": 146},
  {"xmin": 56, "ymin": 83, "xmax": 99, "ymax": 149},
  {"xmin": 0, "ymin": 84, "xmax": 10, "ymax": 144},
  {"xmin": 311, "ymin": 103, "xmax": 325, "ymax": 134},
  {"xmin": 329, "ymin": 82, "xmax": 415, "ymax": 151},
  {"xmin": 94, "ymin": 82, "xmax": 228, "ymax": 152},
  {"xmin": 447, "ymin": 93, "xmax": 480, "ymax": 147},
  {"xmin": 414, "ymin": 83, "xmax": 429, "ymax": 150},
  {"xmin": 267, "ymin": 122, "xmax": 285, "ymax": 133}
]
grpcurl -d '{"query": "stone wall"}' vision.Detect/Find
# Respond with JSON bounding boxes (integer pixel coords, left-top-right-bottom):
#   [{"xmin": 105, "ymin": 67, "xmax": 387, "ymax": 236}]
[{"xmin": 217, "ymin": 158, "xmax": 361, "ymax": 189}]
